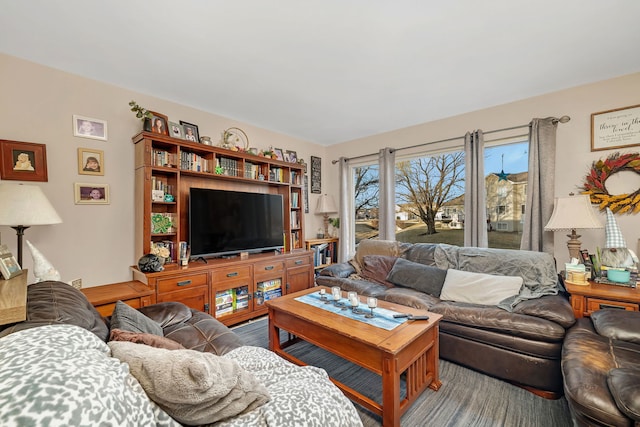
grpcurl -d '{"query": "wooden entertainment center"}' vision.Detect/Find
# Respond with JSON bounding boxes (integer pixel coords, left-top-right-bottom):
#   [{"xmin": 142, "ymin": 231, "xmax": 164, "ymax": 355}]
[{"xmin": 126, "ymin": 131, "xmax": 313, "ymax": 325}]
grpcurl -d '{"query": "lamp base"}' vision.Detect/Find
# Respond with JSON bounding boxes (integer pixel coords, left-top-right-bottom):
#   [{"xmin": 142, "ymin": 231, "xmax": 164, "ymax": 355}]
[
  {"xmin": 566, "ymin": 229, "xmax": 582, "ymax": 261},
  {"xmin": 10, "ymin": 225, "xmax": 29, "ymax": 267},
  {"xmin": 323, "ymin": 214, "xmax": 330, "ymax": 239}
]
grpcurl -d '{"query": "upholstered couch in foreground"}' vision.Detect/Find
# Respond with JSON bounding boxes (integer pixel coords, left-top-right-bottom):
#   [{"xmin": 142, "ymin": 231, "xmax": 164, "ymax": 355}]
[
  {"xmin": 0, "ymin": 281, "xmax": 362, "ymax": 427},
  {"xmin": 317, "ymin": 240, "xmax": 576, "ymax": 397},
  {"xmin": 562, "ymin": 309, "xmax": 640, "ymax": 426}
]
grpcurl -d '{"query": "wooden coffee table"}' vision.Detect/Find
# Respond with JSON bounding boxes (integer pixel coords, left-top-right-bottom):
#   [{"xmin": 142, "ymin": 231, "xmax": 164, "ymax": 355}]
[{"xmin": 266, "ymin": 286, "xmax": 442, "ymax": 427}]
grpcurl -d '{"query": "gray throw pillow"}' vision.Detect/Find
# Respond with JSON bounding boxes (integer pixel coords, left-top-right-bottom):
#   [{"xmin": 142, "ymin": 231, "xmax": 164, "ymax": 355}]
[
  {"xmin": 386, "ymin": 258, "xmax": 447, "ymax": 297},
  {"xmin": 110, "ymin": 300, "xmax": 163, "ymax": 336}
]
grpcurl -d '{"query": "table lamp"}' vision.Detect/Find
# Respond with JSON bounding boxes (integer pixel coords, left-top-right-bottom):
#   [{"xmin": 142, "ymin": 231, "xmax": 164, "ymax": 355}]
[
  {"xmin": 544, "ymin": 193, "xmax": 603, "ymax": 260},
  {"xmin": 0, "ymin": 183, "xmax": 62, "ymax": 266},
  {"xmin": 315, "ymin": 194, "xmax": 337, "ymax": 238}
]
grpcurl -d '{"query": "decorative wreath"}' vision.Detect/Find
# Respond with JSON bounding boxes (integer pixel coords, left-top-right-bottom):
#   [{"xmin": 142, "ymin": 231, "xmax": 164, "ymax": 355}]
[{"xmin": 581, "ymin": 152, "xmax": 640, "ymax": 214}]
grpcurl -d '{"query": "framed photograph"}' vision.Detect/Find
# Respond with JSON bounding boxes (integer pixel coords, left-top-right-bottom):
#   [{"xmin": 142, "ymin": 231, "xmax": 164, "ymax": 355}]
[
  {"xmin": 310, "ymin": 155, "xmax": 321, "ymax": 194},
  {"xmin": 0, "ymin": 244, "xmax": 22, "ymax": 280},
  {"xmin": 180, "ymin": 121, "xmax": 199, "ymax": 142},
  {"xmin": 284, "ymin": 150, "xmax": 298, "ymax": 163},
  {"xmin": 591, "ymin": 104, "xmax": 640, "ymax": 151},
  {"xmin": 273, "ymin": 148, "xmax": 284, "ymax": 161},
  {"xmin": 74, "ymin": 183, "xmax": 110, "ymax": 205},
  {"xmin": 73, "ymin": 115, "xmax": 107, "ymax": 141},
  {"xmin": 0, "ymin": 139, "xmax": 48, "ymax": 182},
  {"xmin": 149, "ymin": 112, "xmax": 169, "ymax": 136},
  {"xmin": 77, "ymin": 148, "xmax": 104, "ymax": 176},
  {"xmin": 169, "ymin": 121, "xmax": 183, "ymax": 139}
]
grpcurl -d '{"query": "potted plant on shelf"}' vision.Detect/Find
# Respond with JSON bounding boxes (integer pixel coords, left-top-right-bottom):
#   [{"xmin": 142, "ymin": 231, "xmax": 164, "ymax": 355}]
[
  {"xmin": 329, "ymin": 217, "xmax": 340, "ymax": 237},
  {"xmin": 129, "ymin": 100, "xmax": 153, "ymax": 131}
]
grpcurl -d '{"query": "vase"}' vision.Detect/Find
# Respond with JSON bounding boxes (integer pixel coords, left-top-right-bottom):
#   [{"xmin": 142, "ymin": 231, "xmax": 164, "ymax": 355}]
[{"xmin": 143, "ymin": 117, "xmax": 152, "ymax": 132}]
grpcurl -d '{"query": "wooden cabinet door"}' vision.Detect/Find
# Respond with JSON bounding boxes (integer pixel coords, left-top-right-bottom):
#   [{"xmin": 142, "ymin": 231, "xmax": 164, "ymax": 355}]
[{"xmin": 157, "ymin": 286, "xmax": 210, "ymax": 314}]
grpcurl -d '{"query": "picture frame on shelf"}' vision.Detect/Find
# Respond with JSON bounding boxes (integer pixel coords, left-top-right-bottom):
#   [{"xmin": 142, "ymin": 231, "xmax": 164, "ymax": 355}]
[
  {"xmin": 273, "ymin": 148, "xmax": 284, "ymax": 161},
  {"xmin": 0, "ymin": 244, "xmax": 22, "ymax": 280},
  {"xmin": 284, "ymin": 150, "xmax": 298, "ymax": 163},
  {"xmin": 180, "ymin": 121, "xmax": 199, "ymax": 142},
  {"xmin": 74, "ymin": 183, "xmax": 110, "ymax": 205},
  {"xmin": 591, "ymin": 104, "xmax": 640, "ymax": 151},
  {"xmin": 0, "ymin": 139, "xmax": 48, "ymax": 182},
  {"xmin": 72, "ymin": 115, "xmax": 108, "ymax": 141},
  {"xmin": 169, "ymin": 121, "xmax": 183, "ymax": 139},
  {"xmin": 77, "ymin": 148, "xmax": 104, "ymax": 176},
  {"xmin": 149, "ymin": 112, "xmax": 169, "ymax": 136}
]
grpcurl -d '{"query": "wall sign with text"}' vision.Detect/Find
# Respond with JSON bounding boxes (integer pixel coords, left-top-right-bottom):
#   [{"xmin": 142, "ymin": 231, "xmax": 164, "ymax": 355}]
[{"xmin": 591, "ymin": 104, "xmax": 640, "ymax": 151}]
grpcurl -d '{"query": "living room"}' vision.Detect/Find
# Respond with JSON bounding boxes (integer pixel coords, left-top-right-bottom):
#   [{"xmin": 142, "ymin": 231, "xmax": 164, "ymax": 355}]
[{"xmin": 1, "ymin": 2, "xmax": 640, "ymax": 426}]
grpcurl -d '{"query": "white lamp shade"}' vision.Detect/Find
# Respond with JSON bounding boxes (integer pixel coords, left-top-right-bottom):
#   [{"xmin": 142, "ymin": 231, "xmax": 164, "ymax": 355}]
[
  {"xmin": 0, "ymin": 183, "xmax": 62, "ymax": 226},
  {"xmin": 315, "ymin": 194, "xmax": 337, "ymax": 214},
  {"xmin": 544, "ymin": 194, "xmax": 602, "ymax": 231}
]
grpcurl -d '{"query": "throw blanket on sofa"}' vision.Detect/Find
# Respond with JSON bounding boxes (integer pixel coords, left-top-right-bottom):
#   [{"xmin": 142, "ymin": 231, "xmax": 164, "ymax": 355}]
[
  {"xmin": 434, "ymin": 244, "xmax": 560, "ymax": 311},
  {"xmin": 0, "ymin": 325, "xmax": 178, "ymax": 427}
]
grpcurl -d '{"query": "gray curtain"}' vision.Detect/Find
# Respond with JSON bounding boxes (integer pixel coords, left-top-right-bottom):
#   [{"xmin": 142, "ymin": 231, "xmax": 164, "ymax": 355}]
[
  {"xmin": 378, "ymin": 147, "xmax": 396, "ymax": 241},
  {"xmin": 464, "ymin": 130, "xmax": 488, "ymax": 247},
  {"xmin": 520, "ymin": 118, "xmax": 557, "ymax": 254},
  {"xmin": 337, "ymin": 157, "xmax": 351, "ymax": 262}
]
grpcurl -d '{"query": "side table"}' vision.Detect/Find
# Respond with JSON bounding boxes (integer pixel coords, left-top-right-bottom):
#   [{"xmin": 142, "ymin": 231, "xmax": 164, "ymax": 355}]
[
  {"xmin": 565, "ymin": 280, "xmax": 640, "ymax": 318},
  {"xmin": 81, "ymin": 280, "xmax": 156, "ymax": 317}
]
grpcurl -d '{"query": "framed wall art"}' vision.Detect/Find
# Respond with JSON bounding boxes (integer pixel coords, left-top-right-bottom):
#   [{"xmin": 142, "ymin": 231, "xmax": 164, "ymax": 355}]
[
  {"xmin": 591, "ymin": 104, "xmax": 640, "ymax": 151},
  {"xmin": 77, "ymin": 148, "xmax": 104, "ymax": 176},
  {"xmin": 73, "ymin": 115, "xmax": 108, "ymax": 141},
  {"xmin": 74, "ymin": 183, "xmax": 110, "ymax": 205},
  {"xmin": 0, "ymin": 140, "xmax": 48, "ymax": 181},
  {"xmin": 310, "ymin": 155, "xmax": 321, "ymax": 194},
  {"xmin": 150, "ymin": 112, "xmax": 169, "ymax": 136},
  {"xmin": 180, "ymin": 121, "xmax": 199, "ymax": 142}
]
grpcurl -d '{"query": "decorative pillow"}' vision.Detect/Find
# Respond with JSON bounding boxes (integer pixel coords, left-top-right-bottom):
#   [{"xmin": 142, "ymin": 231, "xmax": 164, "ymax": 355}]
[
  {"xmin": 108, "ymin": 340, "xmax": 270, "ymax": 425},
  {"xmin": 359, "ymin": 255, "xmax": 398, "ymax": 287},
  {"xmin": 591, "ymin": 310, "xmax": 640, "ymax": 344},
  {"xmin": 350, "ymin": 239, "xmax": 404, "ymax": 273},
  {"xmin": 110, "ymin": 328, "xmax": 185, "ymax": 350},
  {"xmin": 607, "ymin": 368, "xmax": 640, "ymax": 421},
  {"xmin": 386, "ymin": 258, "xmax": 448, "ymax": 297},
  {"xmin": 110, "ymin": 300, "xmax": 163, "ymax": 336},
  {"xmin": 440, "ymin": 269, "xmax": 523, "ymax": 306}
]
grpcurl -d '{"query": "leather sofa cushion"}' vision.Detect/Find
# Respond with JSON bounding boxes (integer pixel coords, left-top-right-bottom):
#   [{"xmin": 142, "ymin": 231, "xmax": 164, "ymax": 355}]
[
  {"xmin": 360, "ymin": 255, "xmax": 397, "ymax": 287},
  {"xmin": 21, "ymin": 281, "xmax": 109, "ymax": 341},
  {"xmin": 592, "ymin": 309, "xmax": 640, "ymax": 344},
  {"xmin": 350, "ymin": 239, "xmax": 404, "ymax": 273},
  {"xmin": 386, "ymin": 258, "xmax": 447, "ymax": 297},
  {"xmin": 607, "ymin": 368, "xmax": 640, "ymax": 421}
]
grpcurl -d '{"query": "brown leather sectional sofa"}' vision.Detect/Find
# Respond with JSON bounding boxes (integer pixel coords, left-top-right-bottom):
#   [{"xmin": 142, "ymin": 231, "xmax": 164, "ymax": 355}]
[
  {"xmin": 317, "ymin": 242, "xmax": 576, "ymax": 397},
  {"xmin": 562, "ymin": 309, "xmax": 640, "ymax": 426}
]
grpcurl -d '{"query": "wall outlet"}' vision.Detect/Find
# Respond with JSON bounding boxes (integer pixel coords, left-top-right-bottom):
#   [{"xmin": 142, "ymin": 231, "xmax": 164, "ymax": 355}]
[{"xmin": 69, "ymin": 278, "xmax": 82, "ymax": 289}]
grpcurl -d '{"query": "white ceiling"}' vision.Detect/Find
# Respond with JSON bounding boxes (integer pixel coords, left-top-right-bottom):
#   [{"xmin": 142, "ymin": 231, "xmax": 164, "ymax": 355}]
[{"xmin": 1, "ymin": 1, "xmax": 640, "ymax": 145}]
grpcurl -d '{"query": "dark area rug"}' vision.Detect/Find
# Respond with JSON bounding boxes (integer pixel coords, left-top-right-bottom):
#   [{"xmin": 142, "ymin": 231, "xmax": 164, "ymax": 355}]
[{"xmin": 232, "ymin": 317, "xmax": 574, "ymax": 427}]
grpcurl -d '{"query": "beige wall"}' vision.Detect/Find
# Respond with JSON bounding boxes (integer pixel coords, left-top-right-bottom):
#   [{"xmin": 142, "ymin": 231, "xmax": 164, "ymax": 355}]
[
  {"xmin": 326, "ymin": 72, "xmax": 640, "ymax": 266},
  {"xmin": 0, "ymin": 53, "xmax": 328, "ymax": 286},
  {"xmin": 2, "ymin": 52, "xmax": 638, "ymax": 285}
]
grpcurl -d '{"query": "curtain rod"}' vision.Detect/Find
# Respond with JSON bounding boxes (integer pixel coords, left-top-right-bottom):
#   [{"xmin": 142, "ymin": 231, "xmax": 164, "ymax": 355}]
[{"xmin": 331, "ymin": 115, "xmax": 570, "ymax": 164}]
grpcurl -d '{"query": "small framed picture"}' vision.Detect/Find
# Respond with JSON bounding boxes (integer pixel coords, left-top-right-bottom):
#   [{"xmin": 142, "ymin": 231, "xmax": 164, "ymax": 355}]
[
  {"xmin": 169, "ymin": 121, "xmax": 183, "ymax": 139},
  {"xmin": 149, "ymin": 112, "xmax": 169, "ymax": 136},
  {"xmin": 0, "ymin": 139, "xmax": 48, "ymax": 182},
  {"xmin": 77, "ymin": 148, "xmax": 104, "ymax": 176},
  {"xmin": 273, "ymin": 148, "xmax": 284, "ymax": 161},
  {"xmin": 284, "ymin": 150, "xmax": 298, "ymax": 163},
  {"xmin": 73, "ymin": 115, "xmax": 107, "ymax": 141},
  {"xmin": 0, "ymin": 245, "xmax": 22, "ymax": 280},
  {"xmin": 180, "ymin": 121, "xmax": 199, "ymax": 142},
  {"xmin": 74, "ymin": 183, "xmax": 110, "ymax": 205}
]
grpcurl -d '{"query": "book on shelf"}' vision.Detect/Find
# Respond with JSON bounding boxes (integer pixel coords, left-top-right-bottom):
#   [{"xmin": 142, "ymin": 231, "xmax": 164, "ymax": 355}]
[
  {"xmin": 180, "ymin": 151, "xmax": 211, "ymax": 173},
  {"xmin": 218, "ymin": 157, "xmax": 239, "ymax": 177},
  {"xmin": 291, "ymin": 192, "xmax": 299, "ymax": 208},
  {"xmin": 152, "ymin": 150, "xmax": 176, "ymax": 168}
]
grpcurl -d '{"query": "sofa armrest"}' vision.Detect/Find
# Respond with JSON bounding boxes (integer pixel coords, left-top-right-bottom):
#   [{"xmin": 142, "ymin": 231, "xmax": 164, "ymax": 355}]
[
  {"xmin": 607, "ymin": 368, "xmax": 640, "ymax": 422},
  {"xmin": 319, "ymin": 262, "xmax": 355, "ymax": 278},
  {"xmin": 512, "ymin": 294, "xmax": 576, "ymax": 329}
]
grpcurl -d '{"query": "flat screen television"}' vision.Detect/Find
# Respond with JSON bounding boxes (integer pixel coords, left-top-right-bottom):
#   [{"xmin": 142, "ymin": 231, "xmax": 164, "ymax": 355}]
[{"xmin": 189, "ymin": 188, "xmax": 284, "ymax": 258}]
